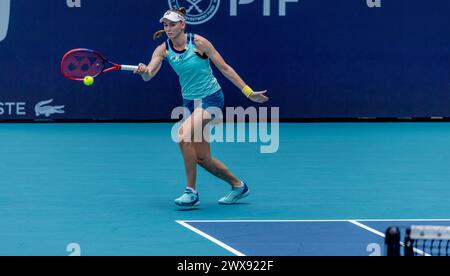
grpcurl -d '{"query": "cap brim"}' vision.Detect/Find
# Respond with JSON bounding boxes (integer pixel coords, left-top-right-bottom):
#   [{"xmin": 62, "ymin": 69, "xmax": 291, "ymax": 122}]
[
  {"xmin": 159, "ymin": 12, "xmax": 184, "ymax": 23},
  {"xmin": 159, "ymin": 17, "xmax": 182, "ymax": 23}
]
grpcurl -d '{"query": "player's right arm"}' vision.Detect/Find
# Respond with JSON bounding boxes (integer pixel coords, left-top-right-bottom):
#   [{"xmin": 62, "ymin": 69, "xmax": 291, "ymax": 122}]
[{"xmin": 135, "ymin": 43, "xmax": 166, "ymax": 81}]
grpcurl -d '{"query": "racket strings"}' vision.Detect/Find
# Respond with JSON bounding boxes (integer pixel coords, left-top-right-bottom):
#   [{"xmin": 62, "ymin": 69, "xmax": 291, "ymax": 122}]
[{"xmin": 61, "ymin": 50, "xmax": 104, "ymax": 79}]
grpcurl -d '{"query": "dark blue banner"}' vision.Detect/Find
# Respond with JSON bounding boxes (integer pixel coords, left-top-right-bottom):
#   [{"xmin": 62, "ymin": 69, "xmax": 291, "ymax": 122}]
[{"xmin": 1, "ymin": 0, "xmax": 450, "ymax": 120}]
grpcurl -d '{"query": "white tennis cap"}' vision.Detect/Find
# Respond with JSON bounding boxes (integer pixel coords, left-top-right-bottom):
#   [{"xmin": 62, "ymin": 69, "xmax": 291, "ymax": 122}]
[{"xmin": 159, "ymin": 11, "xmax": 185, "ymax": 23}]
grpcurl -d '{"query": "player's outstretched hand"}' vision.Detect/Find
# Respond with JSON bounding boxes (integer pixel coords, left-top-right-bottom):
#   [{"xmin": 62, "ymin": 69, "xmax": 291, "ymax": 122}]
[{"xmin": 248, "ymin": 90, "xmax": 269, "ymax": 103}]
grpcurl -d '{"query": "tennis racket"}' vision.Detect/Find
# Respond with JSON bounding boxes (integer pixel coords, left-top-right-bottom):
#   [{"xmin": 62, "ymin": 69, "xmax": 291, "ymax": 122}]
[{"xmin": 61, "ymin": 48, "xmax": 138, "ymax": 81}]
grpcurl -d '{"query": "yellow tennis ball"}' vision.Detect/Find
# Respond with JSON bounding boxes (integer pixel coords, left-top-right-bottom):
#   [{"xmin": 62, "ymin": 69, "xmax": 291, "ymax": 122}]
[{"xmin": 83, "ymin": 76, "xmax": 94, "ymax": 86}]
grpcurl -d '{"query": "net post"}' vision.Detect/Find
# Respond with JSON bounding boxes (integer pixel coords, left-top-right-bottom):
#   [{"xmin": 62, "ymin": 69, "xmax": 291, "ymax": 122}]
[
  {"xmin": 404, "ymin": 227, "xmax": 414, "ymax": 256},
  {"xmin": 385, "ymin": 226, "xmax": 401, "ymax": 256}
]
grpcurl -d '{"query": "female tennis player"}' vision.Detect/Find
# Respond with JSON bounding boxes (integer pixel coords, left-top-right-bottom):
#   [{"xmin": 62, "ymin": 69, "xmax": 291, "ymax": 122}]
[{"xmin": 134, "ymin": 8, "xmax": 269, "ymax": 207}]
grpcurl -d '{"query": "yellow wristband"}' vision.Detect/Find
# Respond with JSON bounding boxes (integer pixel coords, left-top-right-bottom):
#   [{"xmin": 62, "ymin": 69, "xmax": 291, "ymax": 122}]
[{"xmin": 241, "ymin": 85, "xmax": 253, "ymax": 97}]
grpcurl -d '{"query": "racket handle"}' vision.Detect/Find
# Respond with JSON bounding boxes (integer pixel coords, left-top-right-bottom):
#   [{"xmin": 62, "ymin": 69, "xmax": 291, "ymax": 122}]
[{"xmin": 121, "ymin": 65, "xmax": 138, "ymax": 71}]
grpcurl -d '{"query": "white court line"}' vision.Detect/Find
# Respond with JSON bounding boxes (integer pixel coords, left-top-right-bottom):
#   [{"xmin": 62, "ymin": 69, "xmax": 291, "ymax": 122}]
[
  {"xmin": 180, "ymin": 218, "xmax": 450, "ymax": 223},
  {"xmin": 175, "ymin": 220, "xmax": 246, "ymax": 256},
  {"xmin": 348, "ymin": 220, "xmax": 386, "ymax": 237}
]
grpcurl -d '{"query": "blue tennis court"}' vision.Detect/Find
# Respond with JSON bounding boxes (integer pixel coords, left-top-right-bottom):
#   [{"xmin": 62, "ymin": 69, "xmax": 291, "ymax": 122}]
[
  {"xmin": 177, "ymin": 219, "xmax": 450, "ymax": 256},
  {"xmin": 1, "ymin": 122, "xmax": 450, "ymax": 256}
]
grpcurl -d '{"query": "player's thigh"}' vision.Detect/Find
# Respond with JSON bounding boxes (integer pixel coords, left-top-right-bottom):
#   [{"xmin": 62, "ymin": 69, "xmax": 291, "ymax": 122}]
[{"xmin": 179, "ymin": 108, "xmax": 212, "ymax": 142}]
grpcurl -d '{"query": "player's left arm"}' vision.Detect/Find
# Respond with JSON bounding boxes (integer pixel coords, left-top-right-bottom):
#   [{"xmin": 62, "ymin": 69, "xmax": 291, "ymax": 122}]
[{"xmin": 195, "ymin": 35, "xmax": 268, "ymax": 103}]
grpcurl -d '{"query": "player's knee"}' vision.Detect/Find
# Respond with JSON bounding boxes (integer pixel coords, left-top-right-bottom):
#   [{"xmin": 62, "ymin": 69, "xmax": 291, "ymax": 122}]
[{"xmin": 196, "ymin": 155, "xmax": 211, "ymax": 166}]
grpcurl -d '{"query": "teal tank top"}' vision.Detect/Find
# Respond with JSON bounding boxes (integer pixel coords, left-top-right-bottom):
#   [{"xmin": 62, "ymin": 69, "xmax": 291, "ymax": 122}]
[{"xmin": 165, "ymin": 33, "xmax": 222, "ymax": 100}]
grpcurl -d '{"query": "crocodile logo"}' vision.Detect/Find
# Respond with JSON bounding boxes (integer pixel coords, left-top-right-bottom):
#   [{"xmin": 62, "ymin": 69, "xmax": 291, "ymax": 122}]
[{"xmin": 35, "ymin": 99, "xmax": 65, "ymax": 117}]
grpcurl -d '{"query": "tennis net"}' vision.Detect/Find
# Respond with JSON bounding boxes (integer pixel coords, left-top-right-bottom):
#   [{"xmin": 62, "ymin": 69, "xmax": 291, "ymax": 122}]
[{"xmin": 385, "ymin": 225, "xmax": 450, "ymax": 256}]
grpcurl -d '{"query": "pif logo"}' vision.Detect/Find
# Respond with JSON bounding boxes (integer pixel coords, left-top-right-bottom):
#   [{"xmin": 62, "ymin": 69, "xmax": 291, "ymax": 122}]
[{"xmin": 0, "ymin": 0, "xmax": 10, "ymax": 42}]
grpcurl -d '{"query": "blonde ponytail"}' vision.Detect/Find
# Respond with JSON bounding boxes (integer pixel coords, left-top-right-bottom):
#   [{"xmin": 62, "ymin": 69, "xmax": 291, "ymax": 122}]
[{"xmin": 153, "ymin": 30, "xmax": 165, "ymax": 40}]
